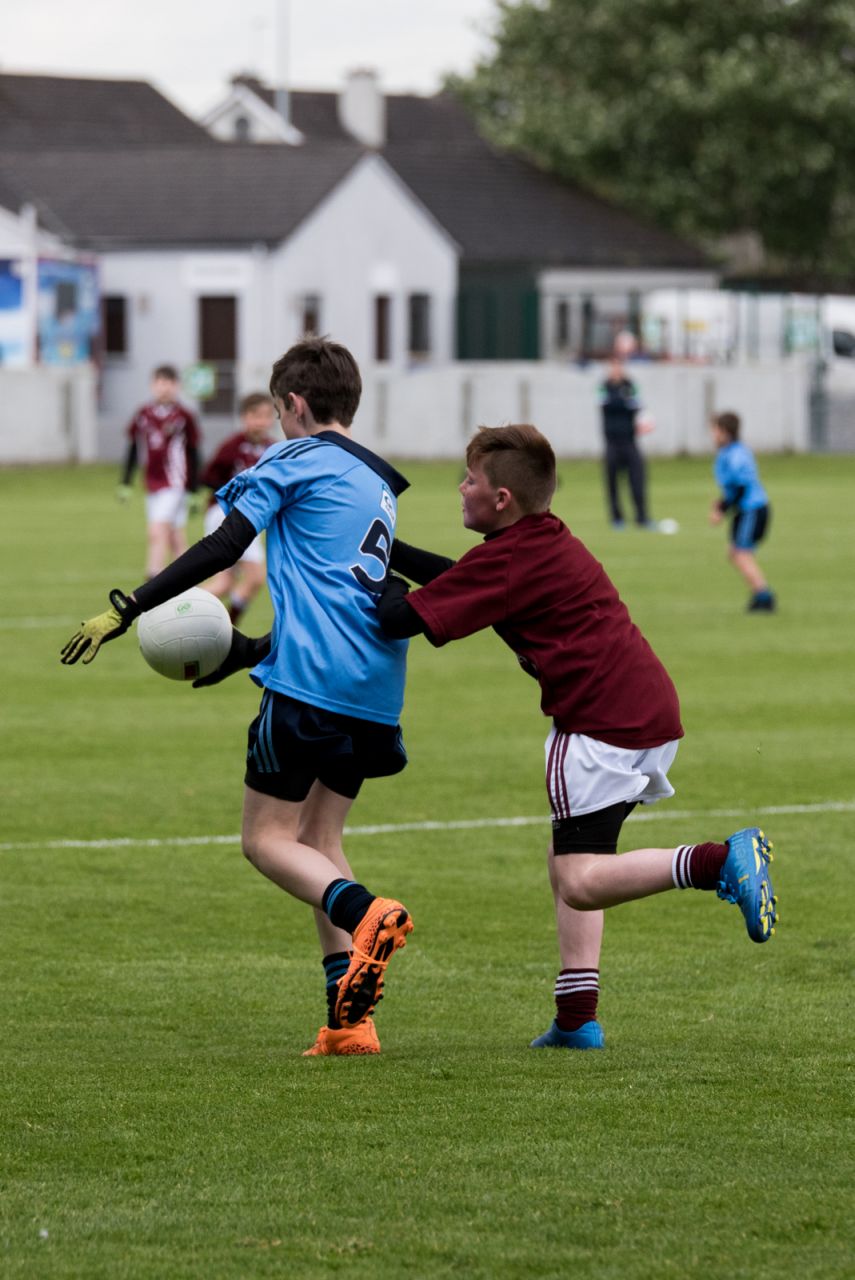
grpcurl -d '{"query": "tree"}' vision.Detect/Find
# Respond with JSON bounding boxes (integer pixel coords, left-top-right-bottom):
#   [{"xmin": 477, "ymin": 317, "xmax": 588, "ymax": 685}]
[{"xmin": 450, "ymin": 0, "xmax": 855, "ymax": 279}]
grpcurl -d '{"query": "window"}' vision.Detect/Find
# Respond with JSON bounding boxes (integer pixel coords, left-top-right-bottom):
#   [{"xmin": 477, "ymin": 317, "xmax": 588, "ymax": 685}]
[
  {"xmin": 555, "ymin": 300, "xmax": 571, "ymax": 349},
  {"xmin": 374, "ymin": 295, "xmax": 391, "ymax": 362},
  {"xmin": 102, "ymin": 295, "xmax": 128, "ymax": 356},
  {"xmin": 301, "ymin": 294, "xmax": 322, "ymax": 336},
  {"xmin": 234, "ymin": 115, "xmax": 252, "ymax": 142},
  {"xmin": 408, "ymin": 293, "xmax": 431, "ymax": 358}
]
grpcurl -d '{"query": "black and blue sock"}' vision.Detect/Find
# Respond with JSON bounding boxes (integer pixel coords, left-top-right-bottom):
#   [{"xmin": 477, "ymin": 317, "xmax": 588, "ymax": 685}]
[
  {"xmin": 322, "ymin": 878, "xmax": 375, "ymax": 935},
  {"xmin": 322, "ymin": 951, "xmax": 350, "ymax": 1029}
]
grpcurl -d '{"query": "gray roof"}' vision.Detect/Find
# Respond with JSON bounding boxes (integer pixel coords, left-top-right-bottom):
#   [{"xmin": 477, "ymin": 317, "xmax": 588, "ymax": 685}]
[
  {"xmin": 241, "ymin": 82, "xmax": 710, "ymax": 270},
  {"xmin": 0, "ymin": 72, "xmax": 710, "ymax": 268},
  {"xmin": 0, "ymin": 72, "xmax": 213, "ymax": 149},
  {"xmin": 0, "ymin": 142, "xmax": 364, "ymax": 247}
]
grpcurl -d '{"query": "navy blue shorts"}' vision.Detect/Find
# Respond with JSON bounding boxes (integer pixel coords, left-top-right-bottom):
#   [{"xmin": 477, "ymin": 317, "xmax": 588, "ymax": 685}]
[
  {"xmin": 731, "ymin": 505, "xmax": 770, "ymax": 550},
  {"xmin": 245, "ymin": 689, "xmax": 407, "ymax": 803}
]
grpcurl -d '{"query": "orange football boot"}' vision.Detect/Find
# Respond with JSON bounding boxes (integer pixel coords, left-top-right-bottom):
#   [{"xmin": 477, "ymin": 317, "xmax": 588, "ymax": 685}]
[
  {"xmin": 334, "ymin": 897, "xmax": 413, "ymax": 1028},
  {"xmin": 302, "ymin": 1019, "xmax": 381, "ymax": 1056}
]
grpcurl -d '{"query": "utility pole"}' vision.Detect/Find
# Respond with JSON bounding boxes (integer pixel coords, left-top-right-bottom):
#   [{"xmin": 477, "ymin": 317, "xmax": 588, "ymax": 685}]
[{"xmin": 274, "ymin": 0, "xmax": 290, "ymax": 125}]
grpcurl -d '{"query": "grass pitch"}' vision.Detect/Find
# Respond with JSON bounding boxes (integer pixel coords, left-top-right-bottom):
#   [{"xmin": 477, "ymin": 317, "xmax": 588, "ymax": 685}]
[{"xmin": 1, "ymin": 454, "xmax": 853, "ymax": 1278}]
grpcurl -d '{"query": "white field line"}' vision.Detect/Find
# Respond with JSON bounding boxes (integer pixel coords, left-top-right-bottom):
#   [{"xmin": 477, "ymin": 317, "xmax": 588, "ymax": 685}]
[
  {"xmin": 1, "ymin": 800, "xmax": 853, "ymax": 854},
  {"xmin": 0, "ymin": 616, "xmax": 79, "ymax": 630}
]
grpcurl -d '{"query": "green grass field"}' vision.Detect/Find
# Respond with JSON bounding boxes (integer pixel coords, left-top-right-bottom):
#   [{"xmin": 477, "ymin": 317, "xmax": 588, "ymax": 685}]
[{"xmin": 1, "ymin": 455, "xmax": 853, "ymax": 1279}]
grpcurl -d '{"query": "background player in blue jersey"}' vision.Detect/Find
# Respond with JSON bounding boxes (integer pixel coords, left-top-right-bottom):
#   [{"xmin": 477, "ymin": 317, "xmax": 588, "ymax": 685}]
[
  {"xmin": 62, "ymin": 338, "xmax": 414, "ymax": 1056},
  {"xmin": 709, "ymin": 411, "xmax": 775, "ymax": 612}
]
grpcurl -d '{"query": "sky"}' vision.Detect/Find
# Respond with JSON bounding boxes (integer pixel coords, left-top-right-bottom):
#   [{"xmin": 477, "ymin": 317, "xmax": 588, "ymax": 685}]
[{"xmin": 2, "ymin": 0, "xmax": 500, "ymax": 116}]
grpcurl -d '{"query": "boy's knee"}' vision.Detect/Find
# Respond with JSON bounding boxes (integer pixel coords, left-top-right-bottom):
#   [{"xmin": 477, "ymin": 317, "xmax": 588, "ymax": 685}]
[{"xmin": 555, "ymin": 856, "xmax": 599, "ymax": 911}]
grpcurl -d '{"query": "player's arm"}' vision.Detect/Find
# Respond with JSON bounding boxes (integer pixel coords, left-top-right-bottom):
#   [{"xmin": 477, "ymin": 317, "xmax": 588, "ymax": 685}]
[
  {"xmin": 376, "ymin": 574, "xmax": 433, "ymax": 640},
  {"xmin": 117, "ymin": 439, "xmax": 138, "ymax": 500},
  {"xmin": 191, "ymin": 629, "xmax": 272, "ymax": 688},
  {"xmin": 389, "ymin": 539, "xmax": 455, "ymax": 585},
  {"xmin": 60, "ymin": 510, "xmax": 259, "ymax": 666}
]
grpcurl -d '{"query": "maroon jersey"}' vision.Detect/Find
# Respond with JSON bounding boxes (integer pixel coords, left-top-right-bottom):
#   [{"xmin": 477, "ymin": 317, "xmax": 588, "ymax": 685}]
[
  {"xmin": 127, "ymin": 402, "xmax": 201, "ymax": 493},
  {"xmin": 200, "ymin": 431, "xmax": 274, "ymax": 508},
  {"xmin": 406, "ymin": 512, "xmax": 683, "ymax": 749}
]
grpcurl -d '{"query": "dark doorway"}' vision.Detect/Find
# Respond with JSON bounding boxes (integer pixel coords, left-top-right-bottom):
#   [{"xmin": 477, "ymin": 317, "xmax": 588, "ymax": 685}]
[{"xmin": 198, "ymin": 296, "xmax": 237, "ymax": 414}]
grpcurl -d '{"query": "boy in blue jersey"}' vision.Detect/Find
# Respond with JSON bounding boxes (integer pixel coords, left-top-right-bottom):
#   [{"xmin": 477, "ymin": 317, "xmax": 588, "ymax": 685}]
[
  {"xmin": 709, "ymin": 411, "xmax": 776, "ymax": 612},
  {"xmin": 61, "ymin": 338, "xmax": 414, "ymax": 1056}
]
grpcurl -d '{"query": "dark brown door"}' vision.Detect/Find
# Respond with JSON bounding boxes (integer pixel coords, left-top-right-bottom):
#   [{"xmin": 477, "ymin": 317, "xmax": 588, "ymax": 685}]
[{"xmin": 198, "ymin": 296, "xmax": 237, "ymax": 413}]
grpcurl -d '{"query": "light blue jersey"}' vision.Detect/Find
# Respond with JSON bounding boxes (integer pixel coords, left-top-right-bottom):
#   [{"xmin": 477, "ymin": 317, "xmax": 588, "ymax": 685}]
[
  {"xmin": 714, "ymin": 441, "xmax": 768, "ymax": 511},
  {"xmin": 217, "ymin": 431, "xmax": 409, "ymax": 725}
]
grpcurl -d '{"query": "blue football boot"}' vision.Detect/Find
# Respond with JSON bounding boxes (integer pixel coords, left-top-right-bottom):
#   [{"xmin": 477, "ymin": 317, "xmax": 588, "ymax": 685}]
[
  {"xmin": 530, "ymin": 1019, "xmax": 605, "ymax": 1049},
  {"xmin": 717, "ymin": 827, "xmax": 777, "ymax": 942}
]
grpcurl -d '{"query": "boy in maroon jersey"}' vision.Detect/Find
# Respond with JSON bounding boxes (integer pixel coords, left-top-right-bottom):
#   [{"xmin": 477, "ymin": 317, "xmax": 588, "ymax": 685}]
[
  {"xmin": 118, "ymin": 365, "xmax": 202, "ymax": 578},
  {"xmin": 200, "ymin": 392, "xmax": 278, "ymax": 624},
  {"xmin": 376, "ymin": 424, "xmax": 777, "ymax": 1049}
]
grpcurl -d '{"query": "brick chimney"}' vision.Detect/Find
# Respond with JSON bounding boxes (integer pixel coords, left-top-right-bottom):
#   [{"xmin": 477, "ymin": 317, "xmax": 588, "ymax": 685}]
[{"xmin": 338, "ymin": 69, "xmax": 385, "ymax": 148}]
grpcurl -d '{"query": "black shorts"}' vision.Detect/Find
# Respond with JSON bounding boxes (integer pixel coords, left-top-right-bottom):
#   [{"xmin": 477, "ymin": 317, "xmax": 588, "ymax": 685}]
[
  {"xmin": 552, "ymin": 801, "xmax": 637, "ymax": 855},
  {"xmin": 245, "ymin": 689, "xmax": 407, "ymax": 803},
  {"xmin": 731, "ymin": 505, "xmax": 770, "ymax": 550}
]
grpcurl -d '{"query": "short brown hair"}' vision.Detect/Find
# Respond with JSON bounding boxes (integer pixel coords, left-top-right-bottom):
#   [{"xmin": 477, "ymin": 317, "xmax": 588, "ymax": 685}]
[
  {"xmin": 153, "ymin": 364, "xmax": 179, "ymax": 382},
  {"xmin": 238, "ymin": 391, "xmax": 274, "ymax": 415},
  {"xmin": 269, "ymin": 337, "xmax": 361, "ymax": 426},
  {"xmin": 466, "ymin": 424, "xmax": 556, "ymax": 513},
  {"xmin": 713, "ymin": 411, "xmax": 741, "ymax": 440}
]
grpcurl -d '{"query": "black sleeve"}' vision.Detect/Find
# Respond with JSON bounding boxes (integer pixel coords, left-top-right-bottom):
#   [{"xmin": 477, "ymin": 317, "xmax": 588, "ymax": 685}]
[
  {"xmin": 376, "ymin": 574, "xmax": 432, "ymax": 640},
  {"xmin": 120, "ymin": 439, "xmax": 138, "ymax": 486},
  {"xmin": 719, "ymin": 484, "xmax": 747, "ymax": 514},
  {"xmin": 131, "ymin": 509, "xmax": 258, "ymax": 612},
  {"xmin": 389, "ymin": 539, "xmax": 455, "ymax": 585},
  {"xmin": 186, "ymin": 443, "xmax": 200, "ymax": 493}
]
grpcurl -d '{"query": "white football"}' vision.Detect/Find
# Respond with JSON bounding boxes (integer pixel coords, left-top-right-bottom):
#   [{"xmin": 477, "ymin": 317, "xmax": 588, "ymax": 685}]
[
  {"xmin": 657, "ymin": 517, "xmax": 680, "ymax": 535},
  {"xmin": 137, "ymin": 588, "xmax": 231, "ymax": 681}
]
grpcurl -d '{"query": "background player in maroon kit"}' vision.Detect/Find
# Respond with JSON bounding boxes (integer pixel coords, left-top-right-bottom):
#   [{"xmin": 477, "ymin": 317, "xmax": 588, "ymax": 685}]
[
  {"xmin": 377, "ymin": 424, "xmax": 777, "ymax": 1049},
  {"xmin": 200, "ymin": 392, "xmax": 278, "ymax": 624},
  {"xmin": 118, "ymin": 365, "xmax": 202, "ymax": 578}
]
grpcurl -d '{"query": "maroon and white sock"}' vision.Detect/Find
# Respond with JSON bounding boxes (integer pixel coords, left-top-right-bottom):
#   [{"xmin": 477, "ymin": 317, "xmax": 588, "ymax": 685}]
[
  {"xmin": 672, "ymin": 842, "xmax": 729, "ymax": 891},
  {"xmin": 555, "ymin": 968, "xmax": 599, "ymax": 1031}
]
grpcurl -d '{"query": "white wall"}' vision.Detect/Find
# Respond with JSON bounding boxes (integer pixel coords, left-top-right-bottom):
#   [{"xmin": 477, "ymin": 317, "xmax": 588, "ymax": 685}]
[
  {"xmin": 0, "ymin": 365, "xmax": 97, "ymax": 463},
  {"xmin": 96, "ymin": 155, "xmax": 459, "ymax": 460},
  {"xmin": 274, "ymin": 154, "xmax": 457, "ymax": 370},
  {"xmin": 351, "ymin": 358, "xmax": 811, "ymax": 459},
  {"xmin": 0, "ymin": 357, "xmax": 810, "ymax": 464}
]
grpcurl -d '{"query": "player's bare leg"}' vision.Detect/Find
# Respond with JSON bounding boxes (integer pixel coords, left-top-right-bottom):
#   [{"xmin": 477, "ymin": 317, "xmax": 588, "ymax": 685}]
[
  {"xmin": 241, "ymin": 785, "xmax": 353, "ymax": 906},
  {"xmin": 729, "ymin": 547, "xmax": 768, "ymax": 594},
  {"xmin": 203, "ymin": 567, "xmax": 237, "ymax": 599},
  {"xmin": 531, "ymin": 849, "xmax": 606, "ymax": 1050},
  {"xmin": 242, "ymin": 784, "xmax": 411, "ymax": 1035},
  {"xmin": 556, "ymin": 847, "xmax": 674, "ymax": 911},
  {"xmin": 169, "ymin": 524, "xmax": 188, "ymax": 562},
  {"xmin": 554, "ymin": 832, "xmax": 776, "ymax": 941},
  {"xmin": 298, "ymin": 780, "xmax": 357, "ymax": 956},
  {"xmin": 145, "ymin": 521, "xmax": 173, "ymax": 577}
]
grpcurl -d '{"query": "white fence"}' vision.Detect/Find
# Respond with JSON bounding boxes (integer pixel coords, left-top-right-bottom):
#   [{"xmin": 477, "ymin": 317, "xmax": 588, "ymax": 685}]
[
  {"xmin": 0, "ymin": 357, "xmax": 810, "ymax": 465},
  {"xmin": 352, "ymin": 358, "xmax": 811, "ymax": 459},
  {"xmin": 0, "ymin": 366, "xmax": 98, "ymax": 464}
]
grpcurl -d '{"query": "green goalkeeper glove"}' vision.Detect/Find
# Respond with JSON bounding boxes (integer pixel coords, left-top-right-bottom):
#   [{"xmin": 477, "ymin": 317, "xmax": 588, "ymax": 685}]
[
  {"xmin": 192, "ymin": 629, "xmax": 271, "ymax": 688},
  {"xmin": 60, "ymin": 589, "xmax": 140, "ymax": 666}
]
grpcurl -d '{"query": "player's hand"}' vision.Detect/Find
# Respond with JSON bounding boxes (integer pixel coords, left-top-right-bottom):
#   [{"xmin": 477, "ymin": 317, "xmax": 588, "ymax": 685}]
[
  {"xmin": 60, "ymin": 589, "xmax": 140, "ymax": 666},
  {"xmin": 380, "ymin": 572, "xmax": 411, "ymax": 599},
  {"xmin": 192, "ymin": 629, "xmax": 271, "ymax": 688},
  {"xmin": 187, "ymin": 491, "xmax": 202, "ymax": 517},
  {"xmin": 116, "ymin": 484, "xmax": 132, "ymax": 504}
]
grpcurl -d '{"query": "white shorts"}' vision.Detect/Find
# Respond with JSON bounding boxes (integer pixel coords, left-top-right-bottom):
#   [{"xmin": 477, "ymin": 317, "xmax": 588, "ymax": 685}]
[
  {"xmin": 545, "ymin": 729, "xmax": 679, "ymax": 820},
  {"xmin": 146, "ymin": 486, "xmax": 188, "ymax": 528},
  {"xmin": 203, "ymin": 503, "xmax": 265, "ymax": 565}
]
